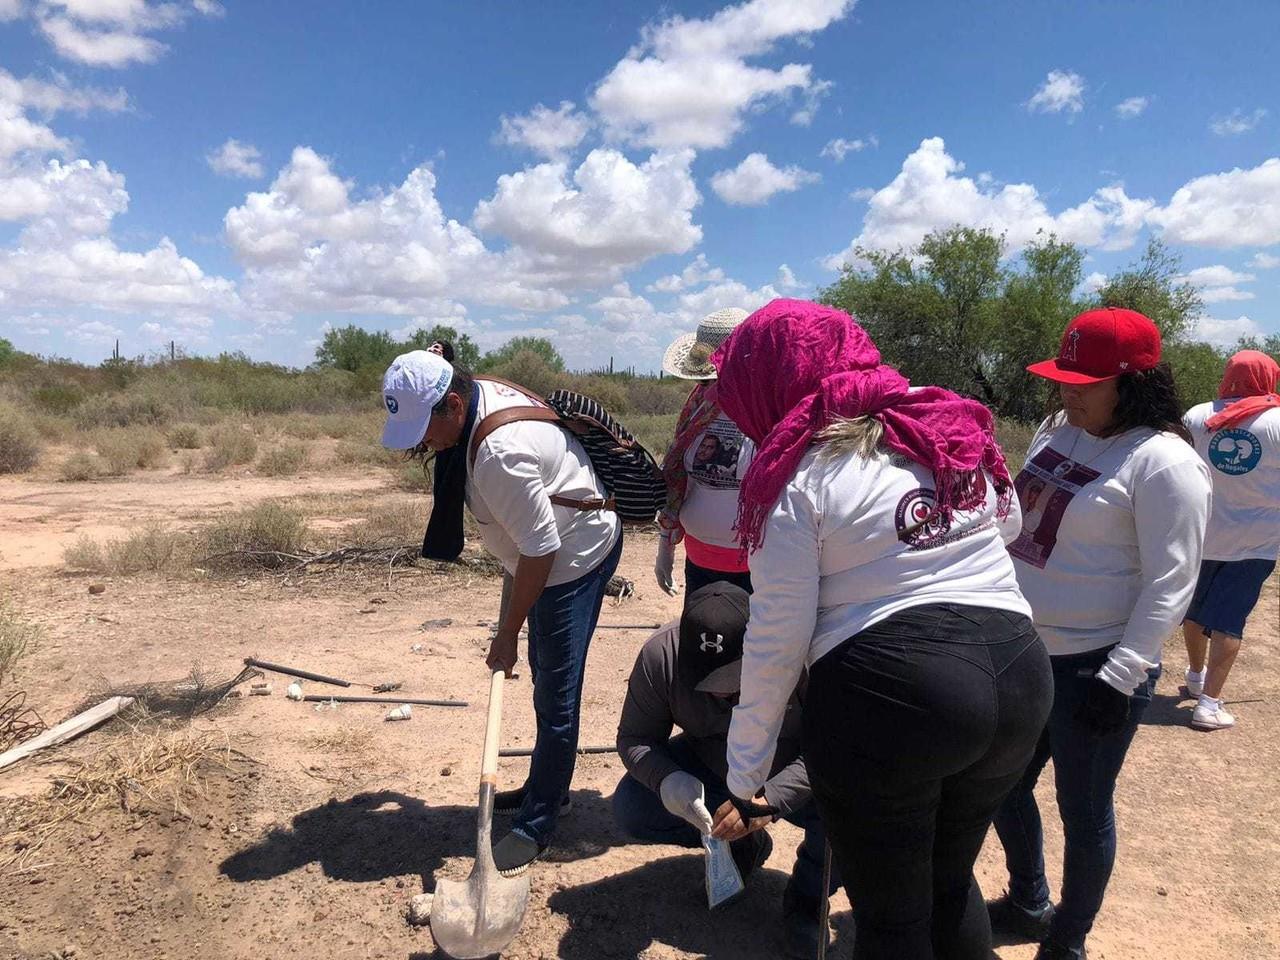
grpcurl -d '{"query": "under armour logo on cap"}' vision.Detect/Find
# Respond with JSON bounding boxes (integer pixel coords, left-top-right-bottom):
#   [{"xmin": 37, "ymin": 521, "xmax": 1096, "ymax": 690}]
[{"xmin": 699, "ymin": 632, "xmax": 725, "ymax": 655}]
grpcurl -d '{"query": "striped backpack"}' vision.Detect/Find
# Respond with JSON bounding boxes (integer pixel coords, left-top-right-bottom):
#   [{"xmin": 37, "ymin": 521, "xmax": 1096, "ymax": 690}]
[{"xmin": 468, "ymin": 379, "xmax": 666, "ymax": 525}]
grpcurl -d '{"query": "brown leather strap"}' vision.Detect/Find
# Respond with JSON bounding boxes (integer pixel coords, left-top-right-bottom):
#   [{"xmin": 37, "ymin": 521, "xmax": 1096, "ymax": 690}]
[{"xmin": 549, "ymin": 494, "xmax": 617, "ymax": 512}]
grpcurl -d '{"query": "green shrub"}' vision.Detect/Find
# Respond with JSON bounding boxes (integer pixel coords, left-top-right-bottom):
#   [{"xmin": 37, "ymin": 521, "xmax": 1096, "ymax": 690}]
[
  {"xmin": 167, "ymin": 424, "xmax": 202, "ymax": 449},
  {"xmin": 32, "ymin": 383, "xmax": 86, "ymax": 415},
  {"xmin": 626, "ymin": 413, "xmax": 678, "ymax": 461},
  {"xmin": 63, "ymin": 524, "xmax": 186, "ymax": 574},
  {"xmin": 623, "ymin": 378, "xmax": 690, "ymax": 415},
  {"xmin": 63, "ymin": 534, "xmax": 105, "ymax": 571},
  {"xmin": 571, "ymin": 375, "xmax": 630, "ymax": 414},
  {"xmin": 994, "ymin": 418, "xmax": 1037, "ymax": 474},
  {"xmin": 280, "ymin": 416, "xmax": 322, "ymax": 440},
  {"xmin": 59, "ymin": 451, "xmax": 102, "ymax": 482},
  {"xmin": 258, "ymin": 442, "xmax": 309, "ymax": 476},
  {"xmin": 204, "ymin": 425, "xmax": 258, "ymax": 471},
  {"xmin": 0, "ymin": 598, "xmax": 41, "ymax": 682},
  {"xmin": 196, "ymin": 502, "xmax": 308, "ymax": 566},
  {"xmin": 74, "ymin": 393, "xmax": 174, "ymax": 430},
  {"xmin": 94, "ymin": 427, "xmax": 169, "ymax": 475},
  {"xmin": 0, "ymin": 406, "xmax": 41, "ymax": 474}
]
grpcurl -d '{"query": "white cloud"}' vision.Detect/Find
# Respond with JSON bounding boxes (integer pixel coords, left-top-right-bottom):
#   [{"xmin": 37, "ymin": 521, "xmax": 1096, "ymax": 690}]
[
  {"xmin": 473, "ymin": 147, "xmax": 702, "ymax": 286},
  {"xmin": 206, "ymin": 139, "xmax": 264, "ymax": 179},
  {"xmin": 1249, "ymin": 252, "xmax": 1280, "ymax": 269},
  {"xmin": 710, "ymin": 152, "xmax": 820, "ymax": 205},
  {"xmin": 1147, "ymin": 157, "xmax": 1280, "ymax": 248},
  {"xmin": 790, "ymin": 78, "xmax": 832, "ymax": 126},
  {"xmin": 776, "ymin": 263, "xmax": 802, "ymax": 290},
  {"xmin": 28, "ymin": 0, "xmax": 221, "ymax": 67},
  {"xmin": 1026, "ymin": 70, "xmax": 1085, "ymax": 115},
  {"xmin": 1193, "ymin": 315, "xmax": 1263, "ymax": 348},
  {"xmin": 1175, "ymin": 266, "xmax": 1256, "ymax": 304},
  {"xmin": 496, "ymin": 101, "xmax": 591, "ymax": 160},
  {"xmin": 825, "ymin": 137, "xmax": 1153, "ymax": 268},
  {"xmin": 1114, "ymin": 96, "xmax": 1149, "ymax": 119},
  {"xmin": 0, "ymin": 0, "xmax": 24, "ymax": 21},
  {"xmin": 820, "ymin": 135, "xmax": 876, "ymax": 162},
  {"xmin": 590, "ymin": 0, "xmax": 853, "ymax": 149},
  {"xmin": 647, "ymin": 253, "xmax": 725, "ymax": 293},
  {"xmin": 1081, "ymin": 271, "xmax": 1108, "ymax": 295},
  {"xmin": 1210, "ymin": 107, "xmax": 1266, "ymax": 136},
  {"xmin": 68, "ymin": 318, "xmax": 124, "ymax": 344}
]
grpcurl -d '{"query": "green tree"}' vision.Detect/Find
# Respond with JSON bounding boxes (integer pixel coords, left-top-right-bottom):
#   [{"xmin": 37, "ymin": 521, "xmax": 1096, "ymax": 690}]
[
  {"xmin": 1095, "ymin": 238, "xmax": 1202, "ymax": 343},
  {"xmin": 314, "ymin": 325, "xmax": 399, "ymax": 373},
  {"xmin": 402, "ymin": 324, "xmax": 481, "ymax": 370},
  {"xmin": 479, "ymin": 336, "xmax": 565, "ymax": 373},
  {"xmin": 1164, "ymin": 340, "xmax": 1226, "ymax": 408},
  {"xmin": 0, "ymin": 337, "xmax": 15, "ymax": 367},
  {"xmin": 1232, "ymin": 332, "xmax": 1280, "ymax": 365}
]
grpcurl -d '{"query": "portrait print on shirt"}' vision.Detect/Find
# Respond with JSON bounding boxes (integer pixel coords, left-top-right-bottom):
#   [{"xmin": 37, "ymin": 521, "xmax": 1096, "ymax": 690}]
[
  {"xmin": 688, "ymin": 419, "xmax": 747, "ymax": 490},
  {"xmin": 1007, "ymin": 447, "xmax": 1102, "ymax": 569}
]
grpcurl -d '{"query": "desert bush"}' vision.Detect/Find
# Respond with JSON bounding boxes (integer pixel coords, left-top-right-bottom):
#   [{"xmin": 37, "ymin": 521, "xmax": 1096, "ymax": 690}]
[
  {"xmin": 196, "ymin": 502, "xmax": 308, "ymax": 563},
  {"xmin": 59, "ymin": 451, "xmax": 102, "ymax": 482},
  {"xmin": 485, "ymin": 350, "xmax": 567, "ymax": 398},
  {"xmin": 63, "ymin": 524, "xmax": 186, "ymax": 575},
  {"xmin": 94, "ymin": 427, "xmax": 169, "ymax": 475},
  {"xmin": 279, "ymin": 416, "xmax": 322, "ymax": 440},
  {"xmin": 0, "ymin": 598, "xmax": 41, "ymax": 682},
  {"xmin": 0, "ymin": 406, "xmax": 41, "ymax": 474},
  {"xmin": 258, "ymin": 442, "xmax": 309, "ymax": 476},
  {"xmin": 167, "ymin": 424, "xmax": 202, "ymax": 449},
  {"xmin": 204, "ymin": 425, "xmax": 258, "ymax": 471},
  {"xmin": 571, "ymin": 375, "xmax": 630, "ymax": 414},
  {"xmin": 32, "ymin": 383, "xmax": 86, "ymax": 415},
  {"xmin": 622, "ymin": 378, "xmax": 690, "ymax": 415},
  {"xmin": 29, "ymin": 414, "xmax": 76, "ymax": 444},
  {"xmin": 626, "ymin": 413, "xmax": 678, "ymax": 461},
  {"xmin": 74, "ymin": 393, "xmax": 174, "ymax": 430},
  {"xmin": 335, "ymin": 440, "xmax": 399, "ymax": 467}
]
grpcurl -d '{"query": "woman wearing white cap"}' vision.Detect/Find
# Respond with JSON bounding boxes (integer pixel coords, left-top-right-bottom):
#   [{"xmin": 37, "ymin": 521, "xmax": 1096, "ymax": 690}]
[
  {"xmin": 656, "ymin": 308, "xmax": 755, "ymax": 600},
  {"xmin": 380, "ymin": 350, "xmax": 622, "ymax": 874}
]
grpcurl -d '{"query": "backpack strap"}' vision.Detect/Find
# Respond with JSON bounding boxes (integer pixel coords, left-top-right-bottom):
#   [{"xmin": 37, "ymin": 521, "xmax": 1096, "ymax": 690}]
[{"xmin": 468, "ymin": 380, "xmax": 616, "ymax": 514}]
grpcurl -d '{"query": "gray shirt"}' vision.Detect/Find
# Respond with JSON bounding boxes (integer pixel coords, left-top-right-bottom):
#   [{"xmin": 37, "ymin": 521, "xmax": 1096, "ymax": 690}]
[{"xmin": 616, "ymin": 621, "xmax": 811, "ymax": 817}]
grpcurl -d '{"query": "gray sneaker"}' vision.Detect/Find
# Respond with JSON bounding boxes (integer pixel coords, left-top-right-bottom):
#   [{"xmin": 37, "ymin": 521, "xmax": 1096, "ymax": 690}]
[{"xmin": 988, "ymin": 891, "xmax": 1055, "ymax": 942}]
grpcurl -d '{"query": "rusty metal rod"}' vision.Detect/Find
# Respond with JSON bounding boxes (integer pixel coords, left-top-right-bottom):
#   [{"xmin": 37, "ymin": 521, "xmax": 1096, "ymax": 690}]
[
  {"xmin": 498, "ymin": 745, "xmax": 614, "ymax": 758},
  {"xmin": 244, "ymin": 658, "xmax": 352, "ymax": 687},
  {"xmin": 301, "ymin": 694, "xmax": 468, "ymax": 707}
]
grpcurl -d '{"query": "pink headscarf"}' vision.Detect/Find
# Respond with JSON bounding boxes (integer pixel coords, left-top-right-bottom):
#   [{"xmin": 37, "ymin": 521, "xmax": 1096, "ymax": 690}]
[
  {"xmin": 1205, "ymin": 350, "xmax": 1280, "ymax": 430},
  {"xmin": 711, "ymin": 299, "xmax": 1013, "ymax": 554}
]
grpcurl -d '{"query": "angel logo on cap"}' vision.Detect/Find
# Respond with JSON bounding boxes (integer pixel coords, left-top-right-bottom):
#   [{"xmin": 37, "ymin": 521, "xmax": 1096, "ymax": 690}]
[{"xmin": 1062, "ymin": 329, "xmax": 1080, "ymax": 362}]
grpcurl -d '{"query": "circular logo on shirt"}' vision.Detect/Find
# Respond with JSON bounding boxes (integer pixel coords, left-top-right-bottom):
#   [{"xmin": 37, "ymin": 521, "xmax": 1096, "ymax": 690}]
[
  {"xmin": 384, "ymin": 394, "xmax": 399, "ymax": 415},
  {"xmin": 895, "ymin": 488, "xmax": 948, "ymax": 548},
  {"xmin": 1208, "ymin": 428, "xmax": 1262, "ymax": 475}
]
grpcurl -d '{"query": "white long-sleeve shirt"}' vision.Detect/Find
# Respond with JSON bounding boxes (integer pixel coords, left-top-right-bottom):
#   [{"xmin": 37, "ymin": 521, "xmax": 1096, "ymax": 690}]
[
  {"xmin": 466, "ymin": 380, "xmax": 621, "ymax": 586},
  {"xmin": 725, "ymin": 446, "xmax": 1030, "ymax": 802},
  {"xmin": 1008, "ymin": 418, "xmax": 1211, "ymax": 694}
]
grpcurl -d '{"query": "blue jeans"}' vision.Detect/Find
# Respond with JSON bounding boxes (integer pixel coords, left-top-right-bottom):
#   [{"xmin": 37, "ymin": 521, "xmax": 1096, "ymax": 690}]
[
  {"xmin": 513, "ymin": 534, "xmax": 623, "ymax": 847},
  {"xmin": 611, "ymin": 735, "xmax": 835, "ymax": 902},
  {"xmin": 992, "ymin": 646, "xmax": 1158, "ymax": 949}
]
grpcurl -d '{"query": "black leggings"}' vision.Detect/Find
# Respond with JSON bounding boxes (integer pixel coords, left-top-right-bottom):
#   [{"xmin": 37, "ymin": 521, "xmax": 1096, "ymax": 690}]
[{"xmin": 803, "ymin": 603, "xmax": 1052, "ymax": 960}]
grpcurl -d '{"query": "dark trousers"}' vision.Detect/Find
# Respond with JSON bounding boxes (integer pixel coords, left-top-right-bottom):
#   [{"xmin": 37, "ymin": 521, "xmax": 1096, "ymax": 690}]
[
  {"xmin": 513, "ymin": 535, "xmax": 623, "ymax": 846},
  {"xmin": 992, "ymin": 646, "xmax": 1157, "ymax": 949},
  {"xmin": 611, "ymin": 735, "xmax": 836, "ymax": 902},
  {"xmin": 804, "ymin": 604, "xmax": 1052, "ymax": 960},
  {"xmin": 684, "ymin": 557, "xmax": 752, "ymax": 597}
]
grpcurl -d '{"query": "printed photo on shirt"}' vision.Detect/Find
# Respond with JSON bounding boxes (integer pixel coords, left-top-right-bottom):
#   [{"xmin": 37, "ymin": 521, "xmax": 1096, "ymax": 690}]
[
  {"xmin": 688, "ymin": 419, "xmax": 747, "ymax": 490},
  {"xmin": 1008, "ymin": 446, "xmax": 1102, "ymax": 568}
]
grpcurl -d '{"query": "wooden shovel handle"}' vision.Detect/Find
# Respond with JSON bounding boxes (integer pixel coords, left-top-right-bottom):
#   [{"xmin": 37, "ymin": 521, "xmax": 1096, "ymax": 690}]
[{"xmin": 480, "ymin": 669, "xmax": 505, "ymax": 784}]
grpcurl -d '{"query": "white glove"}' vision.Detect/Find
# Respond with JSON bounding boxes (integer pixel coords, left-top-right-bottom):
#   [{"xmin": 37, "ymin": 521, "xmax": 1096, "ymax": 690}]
[
  {"xmin": 660, "ymin": 771, "xmax": 714, "ymax": 833},
  {"xmin": 655, "ymin": 533, "xmax": 678, "ymax": 597}
]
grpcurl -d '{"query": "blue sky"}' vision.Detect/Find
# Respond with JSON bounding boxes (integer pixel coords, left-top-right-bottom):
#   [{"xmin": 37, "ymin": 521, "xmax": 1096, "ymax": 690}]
[{"xmin": 1, "ymin": 0, "xmax": 1277, "ymax": 371}]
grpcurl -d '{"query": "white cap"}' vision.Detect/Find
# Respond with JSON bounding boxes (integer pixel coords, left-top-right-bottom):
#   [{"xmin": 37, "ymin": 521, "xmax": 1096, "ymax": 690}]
[{"xmin": 380, "ymin": 350, "xmax": 454, "ymax": 449}]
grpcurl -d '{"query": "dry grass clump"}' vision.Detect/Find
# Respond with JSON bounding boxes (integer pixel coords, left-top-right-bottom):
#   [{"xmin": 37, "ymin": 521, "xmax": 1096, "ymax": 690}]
[
  {"xmin": 0, "ymin": 726, "xmax": 234, "ymax": 870},
  {"xmin": 196, "ymin": 502, "xmax": 309, "ymax": 567},
  {"xmin": 204, "ymin": 424, "xmax": 258, "ymax": 471},
  {"xmin": 278, "ymin": 415, "xmax": 322, "ymax": 440},
  {"xmin": 58, "ymin": 450, "xmax": 102, "ymax": 482},
  {"xmin": 258, "ymin": 442, "xmax": 309, "ymax": 476},
  {"xmin": 167, "ymin": 423, "xmax": 202, "ymax": 449},
  {"xmin": 303, "ymin": 727, "xmax": 375, "ymax": 754},
  {"xmin": 324, "ymin": 498, "xmax": 425, "ymax": 549},
  {"xmin": 316, "ymin": 413, "xmax": 366, "ymax": 439},
  {"xmin": 63, "ymin": 523, "xmax": 187, "ymax": 575},
  {"xmin": 94, "ymin": 427, "xmax": 169, "ymax": 475},
  {"xmin": 335, "ymin": 440, "xmax": 399, "ymax": 467},
  {"xmin": 0, "ymin": 404, "xmax": 41, "ymax": 475},
  {"xmin": 0, "ymin": 598, "xmax": 40, "ymax": 683}
]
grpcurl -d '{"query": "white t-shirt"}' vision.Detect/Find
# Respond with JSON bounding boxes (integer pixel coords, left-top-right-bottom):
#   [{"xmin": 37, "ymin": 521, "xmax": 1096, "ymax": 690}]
[
  {"xmin": 1183, "ymin": 401, "xmax": 1280, "ymax": 562},
  {"xmin": 466, "ymin": 380, "xmax": 621, "ymax": 587},
  {"xmin": 1009, "ymin": 417, "xmax": 1211, "ymax": 694},
  {"xmin": 679, "ymin": 415, "xmax": 754, "ymax": 548},
  {"xmin": 725, "ymin": 446, "xmax": 1029, "ymax": 801}
]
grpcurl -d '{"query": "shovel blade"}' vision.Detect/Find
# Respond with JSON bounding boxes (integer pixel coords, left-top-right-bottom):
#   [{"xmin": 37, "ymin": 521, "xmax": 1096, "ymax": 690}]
[{"xmin": 430, "ymin": 867, "xmax": 530, "ymax": 959}]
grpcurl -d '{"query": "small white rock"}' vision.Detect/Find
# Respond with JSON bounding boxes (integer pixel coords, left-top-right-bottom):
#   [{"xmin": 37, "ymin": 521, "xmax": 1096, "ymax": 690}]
[
  {"xmin": 386, "ymin": 704, "xmax": 413, "ymax": 722},
  {"xmin": 406, "ymin": 892, "xmax": 433, "ymax": 926},
  {"xmin": 286, "ymin": 681, "xmax": 303, "ymax": 701}
]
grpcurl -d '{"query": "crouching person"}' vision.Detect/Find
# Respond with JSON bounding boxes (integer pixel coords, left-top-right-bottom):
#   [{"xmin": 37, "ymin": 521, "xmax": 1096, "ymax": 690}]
[{"xmin": 612, "ymin": 584, "xmax": 837, "ymax": 958}]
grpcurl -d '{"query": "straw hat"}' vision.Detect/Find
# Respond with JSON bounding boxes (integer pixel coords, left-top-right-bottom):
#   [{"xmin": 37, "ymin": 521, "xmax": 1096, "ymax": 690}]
[{"xmin": 662, "ymin": 308, "xmax": 749, "ymax": 380}]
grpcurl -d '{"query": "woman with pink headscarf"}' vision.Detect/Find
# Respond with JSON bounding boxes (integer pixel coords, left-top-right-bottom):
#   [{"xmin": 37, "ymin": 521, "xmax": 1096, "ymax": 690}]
[
  {"xmin": 1180, "ymin": 349, "xmax": 1280, "ymax": 730},
  {"xmin": 708, "ymin": 299, "xmax": 1051, "ymax": 960}
]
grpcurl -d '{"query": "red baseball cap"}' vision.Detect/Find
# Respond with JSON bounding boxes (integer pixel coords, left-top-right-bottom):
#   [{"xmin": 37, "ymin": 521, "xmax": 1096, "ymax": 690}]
[{"xmin": 1027, "ymin": 307, "xmax": 1162, "ymax": 384}]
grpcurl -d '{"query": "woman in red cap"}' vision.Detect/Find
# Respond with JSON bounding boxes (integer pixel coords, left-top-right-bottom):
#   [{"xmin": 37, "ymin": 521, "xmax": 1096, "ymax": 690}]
[
  {"xmin": 1180, "ymin": 349, "xmax": 1280, "ymax": 730},
  {"xmin": 989, "ymin": 307, "xmax": 1212, "ymax": 960}
]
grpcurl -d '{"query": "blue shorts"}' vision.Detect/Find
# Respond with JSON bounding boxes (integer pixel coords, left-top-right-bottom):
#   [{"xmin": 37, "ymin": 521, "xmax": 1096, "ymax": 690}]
[{"xmin": 1184, "ymin": 558, "xmax": 1277, "ymax": 639}]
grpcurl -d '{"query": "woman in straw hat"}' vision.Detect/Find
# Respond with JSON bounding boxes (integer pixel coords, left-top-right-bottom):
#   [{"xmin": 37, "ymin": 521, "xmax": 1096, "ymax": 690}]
[
  {"xmin": 711, "ymin": 299, "xmax": 1050, "ymax": 960},
  {"xmin": 656, "ymin": 308, "xmax": 756, "ymax": 600},
  {"xmin": 989, "ymin": 308, "xmax": 1211, "ymax": 960}
]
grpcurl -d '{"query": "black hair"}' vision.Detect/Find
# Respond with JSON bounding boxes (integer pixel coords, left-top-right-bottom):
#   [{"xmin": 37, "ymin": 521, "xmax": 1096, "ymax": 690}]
[
  {"xmin": 1045, "ymin": 361, "xmax": 1193, "ymax": 445},
  {"xmin": 408, "ymin": 367, "xmax": 475, "ymax": 464},
  {"xmin": 432, "ymin": 340, "xmax": 455, "ymax": 363}
]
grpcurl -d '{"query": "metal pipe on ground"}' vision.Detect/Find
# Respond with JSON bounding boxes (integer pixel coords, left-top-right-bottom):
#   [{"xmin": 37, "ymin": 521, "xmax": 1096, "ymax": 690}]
[
  {"xmin": 301, "ymin": 694, "xmax": 468, "ymax": 707},
  {"xmin": 243, "ymin": 658, "xmax": 352, "ymax": 687},
  {"xmin": 498, "ymin": 745, "xmax": 614, "ymax": 758}
]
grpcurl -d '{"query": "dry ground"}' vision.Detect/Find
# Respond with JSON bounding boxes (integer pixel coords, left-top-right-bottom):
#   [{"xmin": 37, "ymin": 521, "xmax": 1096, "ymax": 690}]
[{"xmin": 1, "ymin": 463, "xmax": 1277, "ymax": 960}]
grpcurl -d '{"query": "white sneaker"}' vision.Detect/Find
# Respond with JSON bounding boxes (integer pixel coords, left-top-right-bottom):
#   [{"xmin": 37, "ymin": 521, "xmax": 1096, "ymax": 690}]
[
  {"xmin": 1184, "ymin": 667, "xmax": 1205, "ymax": 699},
  {"xmin": 1191, "ymin": 697, "xmax": 1235, "ymax": 731}
]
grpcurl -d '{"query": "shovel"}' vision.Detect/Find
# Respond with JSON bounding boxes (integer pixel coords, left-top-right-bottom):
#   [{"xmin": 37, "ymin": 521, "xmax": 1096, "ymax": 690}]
[{"xmin": 431, "ymin": 669, "xmax": 531, "ymax": 958}]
